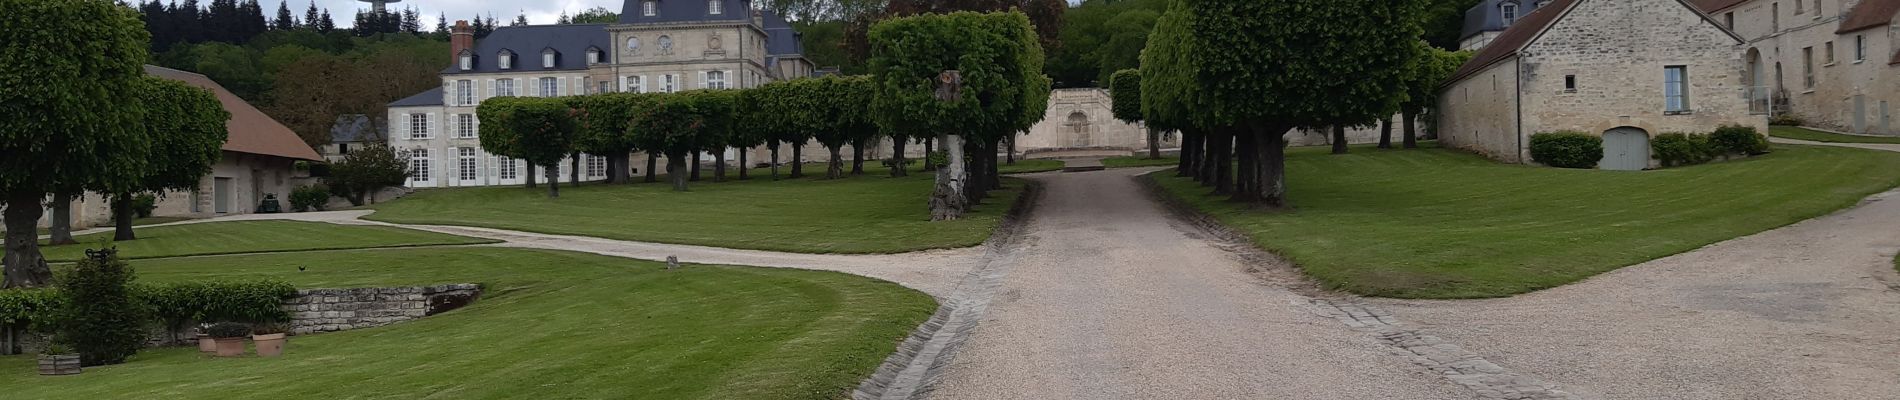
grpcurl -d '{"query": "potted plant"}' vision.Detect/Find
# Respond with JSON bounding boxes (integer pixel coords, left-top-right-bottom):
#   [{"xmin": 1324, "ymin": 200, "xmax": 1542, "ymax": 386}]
[
  {"xmin": 251, "ymin": 323, "xmax": 288, "ymax": 357},
  {"xmin": 207, "ymin": 322, "xmax": 250, "ymax": 357},
  {"xmin": 37, "ymin": 343, "xmax": 81, "ymax": 376},
  {"xmin": 196, "ymin": 323, "xmax": 217, "ymax": 353}
]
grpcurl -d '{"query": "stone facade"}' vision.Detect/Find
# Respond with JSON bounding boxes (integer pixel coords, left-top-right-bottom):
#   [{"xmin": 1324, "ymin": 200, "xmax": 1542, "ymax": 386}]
[
  {"xmin": 1707, "ymin": 0, "xmax": 1898, "ymax": 135},
  {"xmin": 1017, "ymin": 88, "xmax": 1172, "ymax": 154},
  {"xmin": 33, "ymin": 150, "xmax": 314, "ymax": 230},
  {"xmin": 1439, "ymin": 0, "xmax": 1768, "ymax": 164},
  {"xmin": 283, "ymin": 284, "xmax": 482, "ymax": 335}
]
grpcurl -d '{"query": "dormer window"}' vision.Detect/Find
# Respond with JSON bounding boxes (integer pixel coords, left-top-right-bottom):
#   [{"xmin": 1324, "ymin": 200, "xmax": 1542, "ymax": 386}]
[
  {"xmin": 498, "ymin": 51, "xmax": 514, "ymax": 70},
  {"xmin": 586, "ymin": 48, "xmax": 601, "ymax": 64},
  {"xmin": 709, "ymin": 0, "xmax": 722, "ymax": 14},
  {"xmin": 459, "ymin": 54, "xmax": 472, "ymax": 71},
  {"xmin": 643, "ymin": 1, "xmax": 657, "ymax": 16},
  {"xmin": 542, "ymin": 49, "xmax": 557, "ymax": 68},
  {"xmin": 1501, "ymin": 2, "xmax": 1519, "ymax": 25}
]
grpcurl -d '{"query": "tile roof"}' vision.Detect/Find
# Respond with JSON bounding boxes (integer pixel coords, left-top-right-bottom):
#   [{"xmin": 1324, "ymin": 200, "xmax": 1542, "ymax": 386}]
[
  {"xmin": 443, "ymin": 24, "xmax": 611, "ymax": 75},
  {"xmin": 389, "ymin": 87, "xmax": 444, "ymax": 107},
  {"xmin": 1836, "ymin": 0, "xmax": 1898, "ymax": 34},
  {"xmin": 144, "ymin": 65, "xmax": 324, "ymax": 162},
  {"xmin": 1447, "ymin": 0, "xmax": 1577, "ymax": 85}
]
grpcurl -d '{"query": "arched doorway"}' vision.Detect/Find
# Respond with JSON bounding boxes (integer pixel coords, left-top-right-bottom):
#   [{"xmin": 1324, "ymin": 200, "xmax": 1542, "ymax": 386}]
[
  {"xmin": 1600, "ymin": 127, "xmax": 1650, "ymax": 171},
  {"xmin": 1745, "ymin": 48, "xmax": 1765, "ymax": 113},
  {"xmin": 1065, "ymin": 111, "xmax": 1092, "ymax": 147}
]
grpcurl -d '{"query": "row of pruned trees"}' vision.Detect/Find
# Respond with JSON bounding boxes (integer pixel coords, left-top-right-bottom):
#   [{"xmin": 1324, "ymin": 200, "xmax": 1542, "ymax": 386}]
[{"xmin": 3, "ymin": 0, "xmax": 233, "ymax": 289}]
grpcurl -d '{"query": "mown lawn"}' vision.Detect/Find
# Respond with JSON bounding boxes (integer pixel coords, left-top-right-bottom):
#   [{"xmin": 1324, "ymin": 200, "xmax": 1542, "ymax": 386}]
[
  {"xmin": 1768, "ymin": 125, "xmax": 1900, "ymax": 143},
  {"xmin": 1103, "ymin": 156, "xmax": 1179, "ymax": 168},
  {"xmin": 1152, "ymin": 143, "xmax": 1900, "ymax": 298},
  {"xmin": 16, "ymin": 221, "xmax": 494, "ymax": 262},
  {"xmin": 367, "ymin": 167, "xmax": 1024, "ymax": 254},
  {"xmin": 0, "ymin": 247, "xmax": 935, "ymax": 399},
  {"xmin": 998, "ymin": 159, "xmax": 1064, "ymax": 174}
]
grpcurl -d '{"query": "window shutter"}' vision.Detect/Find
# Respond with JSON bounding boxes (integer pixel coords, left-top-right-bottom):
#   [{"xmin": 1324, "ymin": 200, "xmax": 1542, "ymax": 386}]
[
  {"xmin": 427, "ymin": 113, "xmax": 437, "ymax": 138},
  {"xmin": 699, "ymin": 71, "xmax": 708, "ymax": 89},
  {"xmin": 724, "ymin": 70, "xmax": 734, "ymax": 89}
]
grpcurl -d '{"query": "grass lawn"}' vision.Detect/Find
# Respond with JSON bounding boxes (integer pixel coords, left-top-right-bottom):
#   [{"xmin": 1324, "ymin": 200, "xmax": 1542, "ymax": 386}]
[
  {"xmin": 998, "ymin": 159, "xmax": 1064, "ymax": 174},
  {"xmin": 1152, "ymin": 143, "xmax": 1900, "ymax": 298},
  {"xmin": 15, "ymin": 221, "xmax": 494, "ymax": 262},
  {"xmin": 1768, "ymin": 125, "xmax": 1900, "ymax": 144},
  {"xmin": 367, "ymin": 165, "xmax": 1024, "ymax": 254},
  {"xmin": 2, "ymin": 216, "xmax": 195, "ymax": 238},
  {"xmin": 0, "ymin": 247, "xmax": 935, "ymax": 399},
  {"xmin": 1103, "ymin": 156, "xmax": 1180, "ymax": 168}
]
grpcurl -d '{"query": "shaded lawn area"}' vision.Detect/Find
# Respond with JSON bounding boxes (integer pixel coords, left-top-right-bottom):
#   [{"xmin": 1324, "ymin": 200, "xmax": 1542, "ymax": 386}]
[
  {"xmin": 0, "ymin": 247, "xmax": 935, "ymax": 399},
  {"xmin": 998, "ymin": 159, "xmax": 1063, "ymax": 174},
  {"xmin": 1768, "ymin": 125, "xmax": 1900, "ymax": 144},
  {"xmin": 11, "ymin": 221, "xmax": 494, "ymax": 262},
  {"xmin": 1103, "ymin": 156, "xmax": 1179, "ymax": 168},
  {"xmin": 367, "ymin": 166, "xmax": 1024, "ymax": 254},
  {"xmin": 1152, "ymin": 143, "xmax": 1900, "ymax": 299},
  {"xmin": 2, "ymin": 216, "xmax": 195, "ymax": 238}
]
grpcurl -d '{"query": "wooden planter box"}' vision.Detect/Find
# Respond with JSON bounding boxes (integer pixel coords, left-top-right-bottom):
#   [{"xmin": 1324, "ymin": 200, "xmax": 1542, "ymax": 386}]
[{"xmin": 38, "ymin": 354, "xmax": 80, "ymax": 376}]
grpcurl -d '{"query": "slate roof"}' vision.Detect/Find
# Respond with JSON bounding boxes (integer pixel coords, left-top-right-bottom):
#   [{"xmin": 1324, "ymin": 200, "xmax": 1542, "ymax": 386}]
[
  {"xmin": 442, "ymin": 24, "xmax": 612, "ymax": 74},
  {"xmin": 1836, "ymin": 0, "xmax": 1898, "ymax": 34},
  {"xmin": 389, "ymin": 87, "xmax": 444, "ymax": 107},
  {"xmin": 763, "ymin": 10, "xmax": 803, "ymax": 56},
  {"xmin": 330, "ymin": 115, "xmax": 382, "ymax": 143},
  {"xmin": 144, "ymin": 65, "xmax": 324, "ymax": 161},
  {"xmin": 618, "ymin": 0, "xmax": 753, "ymax": 24},
  {"xmin": 1460, "ymin": 0, "xmax": 1556, "ymax": 41}
]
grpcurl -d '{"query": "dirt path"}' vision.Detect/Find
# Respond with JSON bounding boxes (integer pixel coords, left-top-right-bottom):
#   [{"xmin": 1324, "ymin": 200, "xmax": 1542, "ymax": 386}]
[{"xmin": 923, "ymin": 169, "xmax": 1464, "ymax": 399}]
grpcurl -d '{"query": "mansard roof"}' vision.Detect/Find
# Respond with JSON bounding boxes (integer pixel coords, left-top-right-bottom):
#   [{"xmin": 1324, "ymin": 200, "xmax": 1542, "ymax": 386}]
[
  {"xmin": 442, "ymin": 24, "xmax": 610, "ymax": 74},
  {"xmin": 618, "ymin": 0, "xmax": 752, "ymax": 24}
]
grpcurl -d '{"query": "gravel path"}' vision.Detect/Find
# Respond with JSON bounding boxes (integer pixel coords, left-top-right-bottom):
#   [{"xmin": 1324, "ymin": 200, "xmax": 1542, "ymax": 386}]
[{"xmin": 926, "ymin": 168, "xmax": 1464, "ymax": 399}]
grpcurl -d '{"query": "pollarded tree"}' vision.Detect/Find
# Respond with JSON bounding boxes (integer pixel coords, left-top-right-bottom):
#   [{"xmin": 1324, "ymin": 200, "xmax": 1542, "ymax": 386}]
[
  {"xmin": 325, "ymin": 143, "xmax": 410, "ymax": 206},
  {"xmin": 568, "ymin": 92, "xmax": 647, "ymax": 184},
  {"xmin": 109, "ymin": 76, "xmax": 231, "ymax": 241},
  {"xmin": 1187, "ymin": 0, "xmax": 1424, "ymax": 206},
  {"xmin": 870, "ymin": 11, "xmax": 1045, "ymax": 220},
  {"xmin": 805, "ymin": 77, "xmax": 860, "ymax": 179},
  {"xmin": 744, "ymin": 79, "xmax": 804, "ymax": 180},
  {"xmin": 0, "ymin": 0, "xmax": 152, "ymax": 288},
  {"xmin": 694, "ymin": 90, "xmax": 739, "ymax": 182},
  {"xmin": 479, "ymin": 97, "xmax": 576, "ymax": 198},
  {"xmin": 1109, "ymin": 69, "xmax": 1158, "ymax": 159},
  {"xmin": 1140, "ymin": 3, "xmax": 1207, "ymax": 181},
  {"xmin": 630, "ymin": 91, "xmax": 717, "ymax": 191},
  {"xmin": 839, "ymin": 75, "xmax": 882, "ymax": 176}
]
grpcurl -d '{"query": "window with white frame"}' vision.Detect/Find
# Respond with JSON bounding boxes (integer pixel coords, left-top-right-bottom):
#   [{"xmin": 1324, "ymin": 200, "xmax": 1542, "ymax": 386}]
[
  {"xmin": 458, "ymin": 148, "xmax": 478, "ymax": 181},
  {"xmin": 410, "ymin": 148, "xmax": 431, "ymax": 183},
  {"xmin": 498, "ymin": 157, "xmax": 518, "ymax": 180},
  {"xmin": 707, "ymin": 71, "xmax": 727, "ymax": 89},
  {"xmin": 626, "ymin": 76, "xmax": 644, "ymax": 93},
  {"xmin": 457, "ymin": 114, "xmax": 476, "ymax": 138},
  {"xmin": 709, "ymin": 0, "xmax": 722, "ymax": 14},
  {"xmin": 543, "ymin": 51, "xmax": 556, "ymax": 68},
  {"xmin": 499, "ymin": 51, "xmax": 513, "ymax": 69},
  {"xmin": 496, "ymin": 78, "xmax": 516, "ymax": 97},
  {"xmin": 459, "ymin": 54, "xmax": 472, "ymax": 70},
  {"xmin": 456, "ymin": 80, "xmax": 474, "ymax": 105},
  {"xmin": 587, "ymin": 48, "xmax": 601, "ymax": 64},
  {"xmin": 540, "ymin": 77, "xmax": 559, "ymax": 97},
  {"xmin": 408, "ymin": 114, "xmax": 429, "ymax": 139},
  {"xmin": 643, "ymin": 1, "xmax": 657, "ymax": 16},
  {"xmin": 586, "ymin": 155, "xmax": 606, "ymax": 177},
  {"xmin": 1500, "ymin": 3, "xmax": 1518, "ymax": 25},
  {"xmin": 662, "ymin": 74, "xmax": 676, "ymax": 92},
  {"xmin": 1664, "ymin": 66, "xmax": 1690, "ymax": 114}
]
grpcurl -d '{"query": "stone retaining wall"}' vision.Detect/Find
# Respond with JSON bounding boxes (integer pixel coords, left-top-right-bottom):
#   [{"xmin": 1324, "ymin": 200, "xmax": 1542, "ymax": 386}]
[{"xmin": 283, "ymin": 284, "xmax": 481, "ymax": 335}]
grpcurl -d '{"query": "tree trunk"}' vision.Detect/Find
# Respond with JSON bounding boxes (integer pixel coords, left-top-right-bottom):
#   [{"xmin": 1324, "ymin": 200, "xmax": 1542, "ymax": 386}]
[
  {"xmin": 1402, "ymin": 111, "xmax": 1419, "ymax": 149},
  {"xmin": 2, "ymin": 322, "xmax": 17, "ymax": 355},
  {"xmin": 526, "ymin": 164, "xmax": 538, "ymax": 188},
  {"xmin": 989, "ymin": 138, "xmax": 1003, "ymax": 190},
  {"xmin": 964, "ymin": 138, "xmax": 986, "ymax": 204},
  {"xmin": 929, "ymin": 134, "xmax": 968, "ymax": 221},
  {"xmin": 770, "ymin": 142, "xmax": 782, "ymax": 180},
  {"xmin": 1378, "ymin": 117, "xmax": 1394, "ymax": 149},
  {"xmin": 714, "ymin": 149, "xmax": 727, "ymax": 183},
  {"xmin": 1232, "ymin": 131, "xmax": 1258, "ymax": 202},
  {"xmin": 922, "ymin": 137, "xmax": 936, "ymax": 171},
  {"xmin": 1213, "ymin": 130, "xmax": 1234, "ymax": 195},
  {"xmin": 570, "ymin": 152, "xmax": 581, "ymax": 187},
  {"xmin": 1331, "ymin": 125, "xmax": 1348, "ymax": 154},
  {"xmin": 790, "ymin": 144, "xmax": 804, "ymax": 178},
  {"xmin": 1148, "ymin": 127, "xmax": 1162, "ymax": 159},
  {"xmin": 826, "ymin": 145, "xmax": 844, "ymax": 179},
  {"xmin": 611, "ymin": 152, "xmax": 632, "ymax": 183},
  {"xmin": 545, "ymin": 164, "xmax": 561, "ymax": 198},
  {"xmin": 1006, "ymin": 134, "xmax": 1017, "ymax": 165},
  {"xmin": 47, "ymin": 193, "xmax": 75, "ymax": 246},
  {"xmin": 890, "ymin": 139, "xmax": 908, "ymax": 177},
  {"xmin": 1199, "ymin": 129, "xmax": 1218, "ymax": 185},
  {"xmin": 690, "ymin": 152, "xmax": 702, "ymax": 181},
  {"xmin": 851, "ymin": 138, "xmax": 866, "ymax": 175},
  {"xmin": 1178, "ymin": 131, "xmax": 1198, "ymax": 177},
  {"xmin": 3, "ymin": 192, "xmax": 52, "ymax": 289},
  {"xmin": 738, "ymin": 147, "xmax": 750, "ymax": 180},
  {"xmin": 667, "ymin": 151, "xmax": 689, "ymax": 191},
  {"xmin": 645, "ymin": 153, "xmax": 659, "ymax": 183},
  {"xmin": 112, "ymin": 192, "xmax": 136, "ymax": 241},
  {"xmin": 1248, "ymin": 123, "xmax": 1292, "ymax": 207}
]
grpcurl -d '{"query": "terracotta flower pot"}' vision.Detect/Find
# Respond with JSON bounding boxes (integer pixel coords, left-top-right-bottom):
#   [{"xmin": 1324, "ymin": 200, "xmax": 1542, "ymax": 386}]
[
  {"xmin": 213, "ymin": 337, "xmax": 246, "ymax": 357},
  {"xmin": 197, "ymin": 334, "xmax": 217, "ymax": 353},
  {"xmin": 38, "ymin": 354, "xmax": 81, "ymax": 376},
  {"xmin": 252, "ymin": 333, "xmax": 286, "ymax": 357}
]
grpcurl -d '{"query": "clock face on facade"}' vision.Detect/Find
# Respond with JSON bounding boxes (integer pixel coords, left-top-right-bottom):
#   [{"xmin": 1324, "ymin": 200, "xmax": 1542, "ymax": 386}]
[{"xmin": 626, "ymin": 37, "xmax": 640, "ymax": 52}]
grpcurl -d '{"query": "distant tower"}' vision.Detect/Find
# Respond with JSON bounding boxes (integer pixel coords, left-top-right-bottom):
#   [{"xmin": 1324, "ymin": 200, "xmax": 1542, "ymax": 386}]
[{"xmin": 358, "ymin": 0, "xmax": 400, "ymax": 14}]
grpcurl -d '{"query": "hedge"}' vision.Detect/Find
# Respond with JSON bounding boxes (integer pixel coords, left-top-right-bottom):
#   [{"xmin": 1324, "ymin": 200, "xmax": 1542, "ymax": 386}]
[
  {"xmin": 0, "ymin": 279, "xmax": 295, "ymax": 333},
  {"xmin": 1528, "ymin": 131, "xmax": 1603, "ymax": 169},
  {"xmin": 1710, "ymin": 125, "xmax": 1770, "ymax": 155},
  {"xmin": 1651, "ymin": 133, "xmax": 1714, "ymax": 167}
]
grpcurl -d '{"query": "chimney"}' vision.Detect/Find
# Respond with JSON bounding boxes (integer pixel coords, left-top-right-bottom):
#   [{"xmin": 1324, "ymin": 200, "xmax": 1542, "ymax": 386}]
[{"xmin": 451, "ymin": 20, "xmax": 474, "ymax": 60}]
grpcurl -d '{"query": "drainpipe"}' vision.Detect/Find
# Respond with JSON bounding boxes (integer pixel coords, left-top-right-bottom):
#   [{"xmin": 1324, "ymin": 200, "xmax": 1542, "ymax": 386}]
[{"xmin": 1515, "ymin": 59, "xmax": 1525, "ymax": 163}]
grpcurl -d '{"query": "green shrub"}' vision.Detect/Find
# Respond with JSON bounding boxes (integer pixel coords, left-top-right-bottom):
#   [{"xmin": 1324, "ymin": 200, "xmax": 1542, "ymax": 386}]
[
  {"xmin": 0, "ymin": 289, "xmax": 62, "ymax": 331},
  {"xmin": 1651, "ymin": 133, "xmax": 1715, "ymax": 167},
  {"xmin": 1710, "ymin": 125, "xmax": 1770, "ymax": 155},
  {"xmin": 54, "ymin": 249, "xmax": 148, "ymax": 366},
  {"xmin": 205, "ymin": 322, "xmax": 250, "ymax": 339},
  {"xmin": 144, "ymin": 280, "xmax": 296, "ymax": 330},
  {"xmin": 1769, "ymin": 113, "xmax": 1805, "ymax": 126},
  {"xmin": 290, "ymin": 184, "xmax": 331, "ymax": 212},
  {"xmin": 1529, "ymin": 131, "xmax": 1603, "ymax": 169}
]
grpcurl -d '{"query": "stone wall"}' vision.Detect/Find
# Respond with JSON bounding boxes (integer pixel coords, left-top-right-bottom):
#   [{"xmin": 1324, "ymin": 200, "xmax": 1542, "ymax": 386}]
[
  {"xmin": 1438, "ymin": 58, "xmax": 1525, "ymax": 162},
  {"xmin": 284, "ymin": 284, "xmax": 481, "ymax": 335},
  {"xmin": 1717, "ymin": 0, "xmax": 1897, "ymax": 135}
]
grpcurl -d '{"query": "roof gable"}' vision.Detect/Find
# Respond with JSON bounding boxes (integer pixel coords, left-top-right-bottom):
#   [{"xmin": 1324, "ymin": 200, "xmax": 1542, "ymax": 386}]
[
  {"xmin": 1446, "ymin": 0, "xmax": 1742, "ymax": 86},
  {"xmin": 1837, "ymin": 0, "xmax": 1899, "ymax": 34},
  {"xmin": 144, "ymin": 65, "xmax": 323, "ymax": 161}
]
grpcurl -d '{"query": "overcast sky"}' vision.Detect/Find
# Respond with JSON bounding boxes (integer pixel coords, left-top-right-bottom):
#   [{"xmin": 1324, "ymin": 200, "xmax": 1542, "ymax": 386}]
[{"xmin": 279, "ymin": 0, "xmax": 624, "ymax": 28}]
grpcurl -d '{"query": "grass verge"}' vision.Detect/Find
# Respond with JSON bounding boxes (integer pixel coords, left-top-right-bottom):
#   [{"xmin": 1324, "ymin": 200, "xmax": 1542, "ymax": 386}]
[
  {"xmin": 998, "ymin": 159, "xmax": 1063, "ymax": 174},
  {"xmin": 1150, "ymin": 143, "xmax": 1900, "ymax": 298},
  {"xmin": 16, "ymin": 220, "xmax": 494, "ymax": 262},
  {"xmin": 1103, "ymin": 156, "xmax": 1180, "ymax": 168},
  {"xmin": 1768, "ymin": 126, "xmax": 1900, "ymax": 144}
]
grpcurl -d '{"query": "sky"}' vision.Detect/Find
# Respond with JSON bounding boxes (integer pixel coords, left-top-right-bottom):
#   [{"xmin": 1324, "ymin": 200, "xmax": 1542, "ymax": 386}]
[{"xmin": 277, "ymin": 0, "xmax": 624, "ymax": 28}]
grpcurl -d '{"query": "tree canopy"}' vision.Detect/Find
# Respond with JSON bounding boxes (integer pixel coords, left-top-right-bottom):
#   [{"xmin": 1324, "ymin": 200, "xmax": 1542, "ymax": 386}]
[
  {"xmin": 1108, "ymin": 69, "xmax": 1142, "ymax": 124},
  {"xmin": 478, "ymin": 97, "xmax": 577, "ymax": 197}
]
